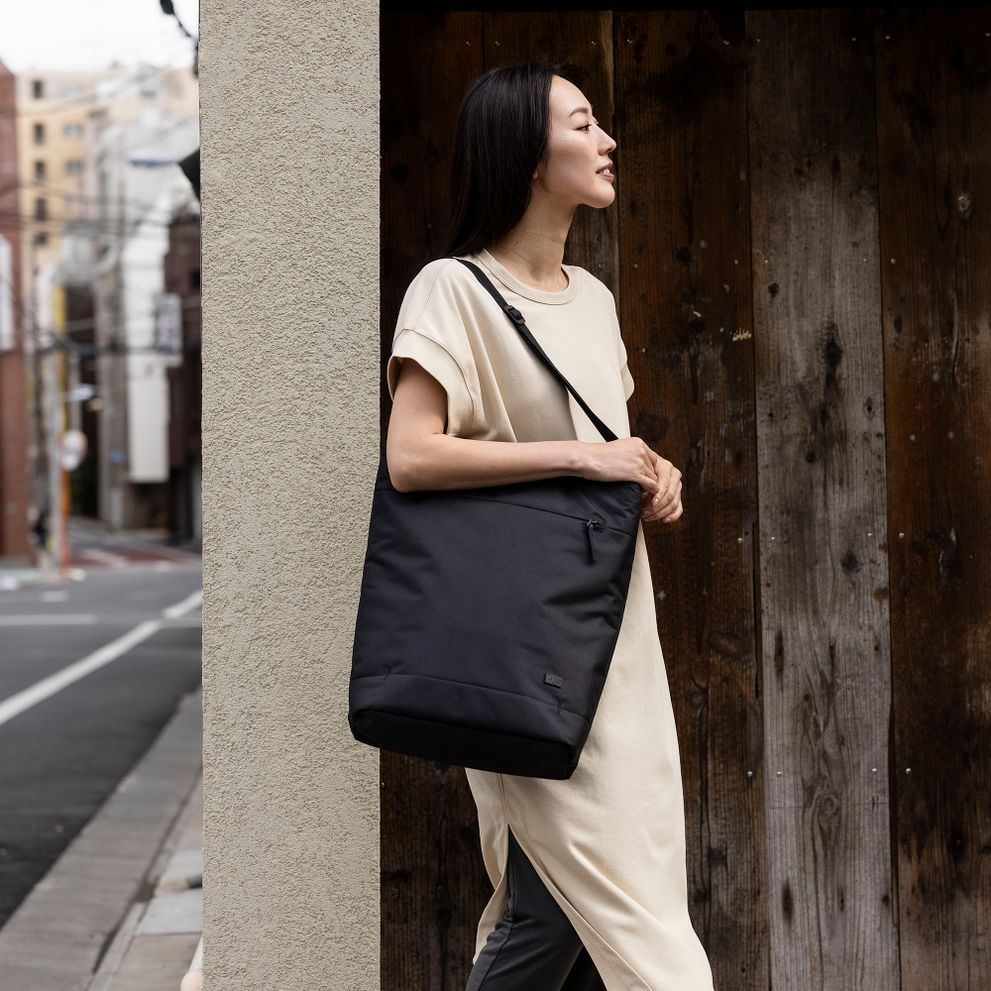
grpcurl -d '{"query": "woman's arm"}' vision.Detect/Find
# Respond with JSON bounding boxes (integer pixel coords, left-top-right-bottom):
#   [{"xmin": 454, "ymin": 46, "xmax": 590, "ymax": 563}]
[{"xmin": 386, "ymin": 358, "xmax": 589, "ymax": 492}]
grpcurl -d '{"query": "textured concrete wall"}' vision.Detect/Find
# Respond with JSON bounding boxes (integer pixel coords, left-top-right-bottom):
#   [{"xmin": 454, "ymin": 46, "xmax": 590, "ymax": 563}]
[{"xmin": 200, "ymin": 2, "xmax": 380, "ymax": 987}]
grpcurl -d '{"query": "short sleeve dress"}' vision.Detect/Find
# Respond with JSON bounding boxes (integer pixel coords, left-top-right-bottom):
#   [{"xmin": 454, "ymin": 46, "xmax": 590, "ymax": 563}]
[{"xmin": 386, "ymin": 248, "xmax": 715, "ymax": 991}]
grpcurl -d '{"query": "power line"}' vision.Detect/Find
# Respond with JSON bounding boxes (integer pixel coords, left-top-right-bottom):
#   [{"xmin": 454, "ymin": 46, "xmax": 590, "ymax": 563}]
[
  {"xmin": 0, "ymin": 271, "xmax": 201, "ymax": 359},
  {"xmin": 2, "ymin": 268, "xmax": 202, "ymax": 327},
  {"xmin": 37, "ymin": 337, "xmax": 200, "ymax": 358},
  {"xmin": 0, "ymin": 204, "xmax": 197, "ymax": 232},
  {"xmin": 0, "ymin": 54, "xmax": 195, "ymax": 118},
  {"xmin": 0, "ymin": 209, "xmax": 199, "ymax": 241},
  {"xmin": 2, "ymin": 174, "xmax": 199, "ymax": 215},
  {"xmin": 159, "ymin": 0, "xmax": 198, "ymax": 46}
]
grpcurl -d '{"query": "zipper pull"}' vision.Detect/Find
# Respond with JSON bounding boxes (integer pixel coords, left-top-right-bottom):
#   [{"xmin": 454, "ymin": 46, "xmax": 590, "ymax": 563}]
[{"xmin": 586, "ymin": 518, "xmax": 602, "ymax": 562}]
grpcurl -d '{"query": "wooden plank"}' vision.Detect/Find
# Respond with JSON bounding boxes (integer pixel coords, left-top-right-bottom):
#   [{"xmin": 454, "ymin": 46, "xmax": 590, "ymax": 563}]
[
  {"xmin": 874, "ymin": 8, "xmax": 991, "ymax": 989},
  {"xmin": 380, "ymin": 14, "xmax": 489, "ymax": 991},
  {"xmin": 747, "ymin": 8, "xmax": 898, "ymax": 988},
  {"xmin": 615, "ymin": 9, "xmax": 765, "ymax": 988}
]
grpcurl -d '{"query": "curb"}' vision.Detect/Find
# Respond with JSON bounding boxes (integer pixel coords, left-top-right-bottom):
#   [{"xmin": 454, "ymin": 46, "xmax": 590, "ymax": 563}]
[
  {"xmin": 0, "ymin": 686, "xmax": 203, "ymax": 991},
  {"xmin": 88, "ymin": 766, "xmax": 203, "ymax": 991}
]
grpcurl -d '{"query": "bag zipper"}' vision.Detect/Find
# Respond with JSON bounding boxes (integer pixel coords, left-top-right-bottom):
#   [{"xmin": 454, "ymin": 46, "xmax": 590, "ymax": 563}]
[
  {"xmin": 406, "ymin": 490, "xmax": 631, "ymax": 534},
  {"xmin": 586, "ymin": 518, "xmax": 603, "ymax": 562}
]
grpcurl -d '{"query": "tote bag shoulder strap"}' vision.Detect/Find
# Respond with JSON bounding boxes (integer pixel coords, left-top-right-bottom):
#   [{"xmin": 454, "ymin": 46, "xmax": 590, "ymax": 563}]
[{"xmin": 452, "ymin": 257, "xmax": 619, "ymax": 444}]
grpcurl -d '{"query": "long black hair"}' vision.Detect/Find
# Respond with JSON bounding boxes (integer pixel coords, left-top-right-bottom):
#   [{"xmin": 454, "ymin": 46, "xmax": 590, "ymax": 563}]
[{"xmin": 441, "ymin": 57, "xmax": 579, "ymax": 258}]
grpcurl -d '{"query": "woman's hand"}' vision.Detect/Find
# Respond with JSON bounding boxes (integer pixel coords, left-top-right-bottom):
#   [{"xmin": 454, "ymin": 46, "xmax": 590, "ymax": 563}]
[
  {"xmin": 579, "ymin": 438, "xmax": 684, "ymax": 525},
  {"xmin": 640, "ymin": 449, "xmax": 683, "ymax": 524}
]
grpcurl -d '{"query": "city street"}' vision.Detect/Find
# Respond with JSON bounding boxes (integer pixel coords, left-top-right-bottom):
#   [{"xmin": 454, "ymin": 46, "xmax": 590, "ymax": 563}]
[
  {"xmin": 0, "ymin": 525, "xmax": 202, "ymax": 928},
  {"xmin": 0, "ymin": 13, "xmax": 204, "ymax": 984}
]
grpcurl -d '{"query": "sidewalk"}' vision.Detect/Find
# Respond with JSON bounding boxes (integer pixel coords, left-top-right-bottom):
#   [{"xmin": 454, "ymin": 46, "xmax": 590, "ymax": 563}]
[
  {"xmin": 0, "ymin": 516, "xmax": 202, "ymax": 591},
  {"xmin": 0, "ymin": 687, "xmax": 204, "ymax": 991},
  {"xmin": 88, "ymin": 764, "xmax": 204, "ymax": 991}
]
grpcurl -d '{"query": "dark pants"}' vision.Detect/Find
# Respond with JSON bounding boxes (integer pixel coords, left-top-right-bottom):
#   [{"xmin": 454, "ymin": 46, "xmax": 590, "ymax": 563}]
[{"xmin": 466, "ymin": 826, "xmax": 607, "ymax": 991}]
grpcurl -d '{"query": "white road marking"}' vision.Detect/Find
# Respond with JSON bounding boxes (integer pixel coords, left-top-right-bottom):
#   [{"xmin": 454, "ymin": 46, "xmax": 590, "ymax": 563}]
[
  {"xmin": 163, "ymin": 589, "xmax": 202, "ymax": 619},
  {"xmin": 0, "ymin": 589, "xmax": 203, "ymax": 728},
  {"xmin": 0, "ymin": 620, "xmax": 161, "ymax": 727},
  {"xmin": 0, "ymin": 614, "xmax": 97, "ymax": 626}
]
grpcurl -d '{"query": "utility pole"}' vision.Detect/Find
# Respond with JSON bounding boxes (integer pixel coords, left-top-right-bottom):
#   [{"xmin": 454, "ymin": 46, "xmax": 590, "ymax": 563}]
[{"xmin": 41, "ymin": 285, "xmax": 65, "ymax": 581}]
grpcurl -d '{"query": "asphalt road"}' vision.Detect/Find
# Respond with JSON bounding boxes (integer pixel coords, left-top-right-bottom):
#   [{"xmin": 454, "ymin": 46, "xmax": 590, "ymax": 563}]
[{"xmin": 0, "ymin": 530, "xmax": 202, "ymax": 927}]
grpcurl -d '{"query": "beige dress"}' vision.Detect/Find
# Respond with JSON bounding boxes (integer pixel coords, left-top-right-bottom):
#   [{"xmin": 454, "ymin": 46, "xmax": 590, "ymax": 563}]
[{"xmin": 386, "ymin": 247, "xmax": 715, "ymax": 991}]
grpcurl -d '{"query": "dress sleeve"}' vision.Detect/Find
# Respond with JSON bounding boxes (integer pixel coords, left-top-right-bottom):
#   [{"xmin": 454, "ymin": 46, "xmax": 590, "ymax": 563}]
[
  {"xmin": 385, "ymin": 261, "xmax": 477, "ymax": 437},
  {"xmin": 618, "ymin": 330, "xmax": 635, "ymax": 401},
  {"xmin": 602, "ymin": 283, "xmax": 634, "ymax": 401}
]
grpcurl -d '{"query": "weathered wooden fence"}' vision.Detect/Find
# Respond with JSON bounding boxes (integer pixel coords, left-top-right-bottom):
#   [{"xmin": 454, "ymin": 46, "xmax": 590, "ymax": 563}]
[{"xmin": 379, "ymin": 9, "xmax": 991, "ymax": 989}]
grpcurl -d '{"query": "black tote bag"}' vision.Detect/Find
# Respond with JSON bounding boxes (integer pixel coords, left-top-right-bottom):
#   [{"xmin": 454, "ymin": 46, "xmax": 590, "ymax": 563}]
[{"xmin": 348, "ymin": 258, "xmax": 643, "ymax": 779}]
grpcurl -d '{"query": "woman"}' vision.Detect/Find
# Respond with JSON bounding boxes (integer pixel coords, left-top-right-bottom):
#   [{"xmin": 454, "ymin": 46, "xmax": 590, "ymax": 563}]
[{"xmin": 385, "ymin": 58, "xmax": 715, "ymax": 991}]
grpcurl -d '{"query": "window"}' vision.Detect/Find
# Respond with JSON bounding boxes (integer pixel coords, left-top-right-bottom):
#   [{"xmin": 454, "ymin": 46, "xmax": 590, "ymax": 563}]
[
  {"xmin": 32, "ymin": 79, "xmax": 44, "ymax": 99},
  {"xmin": 65, "ymin": 160, "xmax": 84, "ymax": 175},
  {"xmin": 34, "ymin": 198, "xmax": 47, "ymax": 221},
  {"xmin": 33, "ymin": 232, "xmax": 48, "ymax": 246},
  {"xmin": 34, "ymin": 160, "xmax": 46, "ymax": 181},
  {"xmin": 33, "ymin": 122, "xmax": 45, "ymax": 145}
]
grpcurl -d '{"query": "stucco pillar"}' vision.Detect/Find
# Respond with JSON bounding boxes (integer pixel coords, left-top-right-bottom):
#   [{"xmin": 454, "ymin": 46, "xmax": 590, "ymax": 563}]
[{"xmin": 200, "ymin": 2, "xmax": 380, "ymax": 987}]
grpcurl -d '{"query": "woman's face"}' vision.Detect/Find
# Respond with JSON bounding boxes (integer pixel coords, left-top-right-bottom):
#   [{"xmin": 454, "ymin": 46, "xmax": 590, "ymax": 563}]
[{"xmin": 535, "ymin": 75, "xmax": 617, "ymax": 209}]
